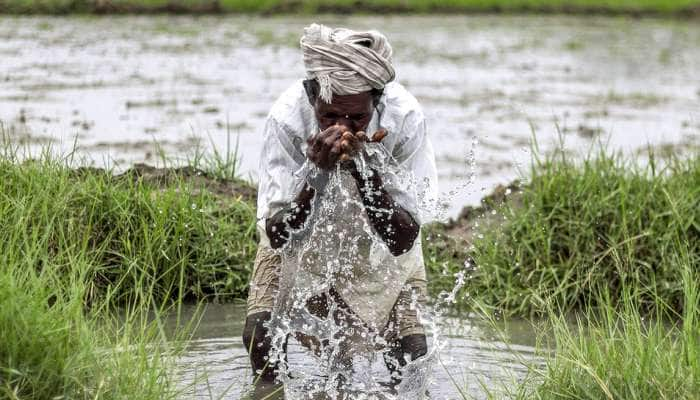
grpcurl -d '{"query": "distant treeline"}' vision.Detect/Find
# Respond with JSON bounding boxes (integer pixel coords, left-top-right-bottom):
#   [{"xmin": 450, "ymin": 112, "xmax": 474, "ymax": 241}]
[{"xmin": 1, "ymin": 0, "xmax": 699, "ymax": 15}]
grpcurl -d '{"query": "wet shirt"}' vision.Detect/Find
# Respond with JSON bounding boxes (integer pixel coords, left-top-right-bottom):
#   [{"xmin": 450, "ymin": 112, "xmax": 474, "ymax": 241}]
[{"xmin": 256, "ymin": 79, "xmax": 438, "ymax": 329}]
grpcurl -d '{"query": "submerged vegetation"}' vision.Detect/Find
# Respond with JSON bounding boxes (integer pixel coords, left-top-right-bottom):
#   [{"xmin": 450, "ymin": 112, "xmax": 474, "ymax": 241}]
[{"xmin": 1, "ymin": 0, "xmax": 699, "ymax": 15}]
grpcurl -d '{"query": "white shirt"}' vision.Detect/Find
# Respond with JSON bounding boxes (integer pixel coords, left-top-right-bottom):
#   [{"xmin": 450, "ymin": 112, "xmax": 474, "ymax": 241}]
[{"xmin": 256, "ymin": 80, "xmax": 438, "ymax": 330}]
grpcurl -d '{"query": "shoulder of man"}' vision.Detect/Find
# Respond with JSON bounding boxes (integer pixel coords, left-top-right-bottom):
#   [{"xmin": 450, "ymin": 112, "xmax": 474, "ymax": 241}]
[
  {"xmin": 378, "ymin": 82, "xmax": 427, "ymax": 156},
  {"xmin": 266, "ymin": 80, "xmax": 315, "ymax": 136},
  {"xmin": 380, "ymin": 81, "xmax": 425, "ymax": 126}
]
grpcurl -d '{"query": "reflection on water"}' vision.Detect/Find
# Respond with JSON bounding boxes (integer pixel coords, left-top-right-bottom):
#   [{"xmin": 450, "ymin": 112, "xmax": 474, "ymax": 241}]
[
  {"xmin": 168, "ymin": 304, "xmax": 542, "ymax": 399},
  {"xmin": 1, "ymin": 15, "xmax": 698, "ymax": 217}
]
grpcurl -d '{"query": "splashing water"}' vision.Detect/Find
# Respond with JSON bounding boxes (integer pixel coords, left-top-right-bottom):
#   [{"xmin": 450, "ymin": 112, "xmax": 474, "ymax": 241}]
[{"xmin": 257, "ymin": 139, "xmax": 475, "ymax": 400}]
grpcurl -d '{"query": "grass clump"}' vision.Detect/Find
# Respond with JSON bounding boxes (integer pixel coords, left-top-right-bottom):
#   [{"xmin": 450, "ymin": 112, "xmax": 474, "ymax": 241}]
[
  {"xmin": 0, "ymin": 142, "xmax": 255, "ymax": 399},
  {"xmin": 495, "ymin": 252, "xmax": 699, "ymax": 400},
  {"xmin": 457, "ymin": 149, "xmax": 699, "ymax": 316},
  {"xmin": 0, "ymin": 266, "xmax": 177, "ymax": 399},
  {"xmin": 448, "ymin": 146, "xmax": 699, "ymax": 400},
  {"xmin": 0, "ymin": 153, "xmax": 257, "ymax": 307}
]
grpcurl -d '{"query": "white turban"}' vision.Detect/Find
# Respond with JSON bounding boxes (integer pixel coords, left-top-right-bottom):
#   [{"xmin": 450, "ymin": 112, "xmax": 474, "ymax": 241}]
[{"xmin": 300, "ymin": 23, "xmax": 395, "ymax": 103}]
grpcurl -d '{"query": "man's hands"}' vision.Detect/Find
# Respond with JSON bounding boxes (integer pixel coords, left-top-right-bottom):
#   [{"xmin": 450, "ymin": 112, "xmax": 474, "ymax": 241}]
[
  {"xmin": 302, "ymin": 124, "xmax": 417, "ymax": 256},
  {"xmin": 306, "ymin": 125, "xmax": 387, "ymax": 170},
  {"xmin": 306, "ymin": 124, "xmax": 362, "ymax": 170}
]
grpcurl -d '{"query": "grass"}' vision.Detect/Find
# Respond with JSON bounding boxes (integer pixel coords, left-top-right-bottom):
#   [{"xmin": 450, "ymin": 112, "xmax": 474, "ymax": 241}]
[
  {"xmin": 1, "ymin": 131, "xmax": 697, "ymax": 398},
  {"xmin": 0, "ymin": 146, "xmax": 257, "ymax": 307},
  {"xmin": 0, "ymin": 0, "xmax": 699, "ymax": 14},
  {"xmin": 0, "ymin": 265, "xmax": 180, "ymax": 399},
  {"xmin": 473, "ymin": 250, "xmax": 699, "ymax": 400},
  {"xmin": 435, "ymin": 143, "xmax": 698, "ymax": 399},
  {"xmin": 0, "ymin": 138, "xmax": 255, "ymax": 399},
  {"xmin": 435, "ymin": 146, "xmax": 699, "ymax": 317}
]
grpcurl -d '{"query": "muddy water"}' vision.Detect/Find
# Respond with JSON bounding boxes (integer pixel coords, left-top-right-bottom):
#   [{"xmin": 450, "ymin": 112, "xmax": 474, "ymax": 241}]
[
  {"xmin": 167, "ymin": 304, "xmax": 542, "ymax": 399},
  {"xmin": 1, "ymin": 15, "xmax": 699, "ymax": 216}
]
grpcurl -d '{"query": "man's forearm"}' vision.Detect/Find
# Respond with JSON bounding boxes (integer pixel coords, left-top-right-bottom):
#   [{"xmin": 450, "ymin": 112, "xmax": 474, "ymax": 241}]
[
  {"xmin": 349, "ymin": 166, "xmax": 420, "ymax": 256},
  {"xmin": 265, "ymin": 183, "xmax": 316, "ymax": 249}
]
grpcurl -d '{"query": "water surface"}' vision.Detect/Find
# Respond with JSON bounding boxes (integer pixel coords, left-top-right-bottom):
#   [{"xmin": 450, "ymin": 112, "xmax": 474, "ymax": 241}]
[
  {"xmin": 168, "ymin": 304, "xmax": 542, "ymax": 399},
  {"xmin": 2, "ymin": 15, "xmax": 698, "ymax": 217}
]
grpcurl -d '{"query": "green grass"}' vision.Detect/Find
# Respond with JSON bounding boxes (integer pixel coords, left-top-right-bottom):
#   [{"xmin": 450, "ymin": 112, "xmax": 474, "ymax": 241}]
[
  {"xmin": 475, "ymin": 251, "xmax": 699, "ymax": 400},
  {"xmin": 438, "ymin": 147, "xmax": 699, "ymax": 317},
  {"xmin": 0, "ymin": 150, "xmax": 257, "ymax": 307},
  {"xmin": 2, "ymin": 139, "xmax": 696, "ymax": 319},
  {"xmin": 0, "ymin": 140, "xmax": 254, "ymax": 399},
  {"xmin": 440, "ymin": 144, "xmax": 699, "ymax": 399},
  {"xmin": 1, "ymin": 134, "xmax": 697, "ymax": 398},
  {"xmin": 0, "ymin": 0, "xmax": 698, "ymax": 14},
  {"xmin": 0, "ymin": 265, "xmax": 180, "ymax": 399}
]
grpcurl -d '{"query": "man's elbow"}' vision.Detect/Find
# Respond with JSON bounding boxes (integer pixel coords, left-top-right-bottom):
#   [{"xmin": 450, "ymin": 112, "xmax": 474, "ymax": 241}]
[
  {"xmin": 388, "ymin": 222, "xmax": 420, "ymax": 257},
  {"xmin": 265, "ymin": 218, "xmax": 289, "ymax": 249}
]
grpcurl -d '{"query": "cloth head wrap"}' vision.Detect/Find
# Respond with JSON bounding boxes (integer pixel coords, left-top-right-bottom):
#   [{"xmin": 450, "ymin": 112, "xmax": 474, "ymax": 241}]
[{"xmin": 300, "ymin": 23, "xmax": 395, "ymax": 104}]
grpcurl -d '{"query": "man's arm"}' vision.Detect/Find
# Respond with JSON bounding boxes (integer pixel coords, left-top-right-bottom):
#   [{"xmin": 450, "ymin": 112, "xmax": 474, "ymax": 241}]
[
  {"xmin": 354, "ymin": 105, "xmax": 436, "ymax": 257},
  {"xmin": 264, "ymin": 124, "xmax": 347, "ymax": 249},
  {"xmin": 348, "ymin": 163, "xmax": 420, "ymax": 256},
  {"xmin": 265, "ymin": 183, "xmax": 315, "ymax": 249}
]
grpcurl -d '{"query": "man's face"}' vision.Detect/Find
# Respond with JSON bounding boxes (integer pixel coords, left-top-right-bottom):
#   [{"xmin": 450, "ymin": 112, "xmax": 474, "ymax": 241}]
[{"xmin": 314, "ymin": 91, "xmax": 373, "ymax": 133}]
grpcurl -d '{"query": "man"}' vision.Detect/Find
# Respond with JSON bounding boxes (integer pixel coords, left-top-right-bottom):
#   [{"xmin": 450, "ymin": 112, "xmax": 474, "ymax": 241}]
[{"xmin": 242, "ymin": 23, "xmax": 438, "ymax": 390}]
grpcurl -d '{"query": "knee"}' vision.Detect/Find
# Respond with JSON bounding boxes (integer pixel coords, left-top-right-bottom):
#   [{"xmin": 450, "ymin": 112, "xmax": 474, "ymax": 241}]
[{"xmin": 242, "ymin": 311, "xmax": 271, "ymax": 354}]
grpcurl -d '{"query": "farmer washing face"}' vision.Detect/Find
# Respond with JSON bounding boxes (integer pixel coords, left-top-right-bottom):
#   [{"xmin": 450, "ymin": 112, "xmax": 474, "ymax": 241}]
[{"xmin": 242, "ymin": 23, "xmax": 438, "ymax": 396}]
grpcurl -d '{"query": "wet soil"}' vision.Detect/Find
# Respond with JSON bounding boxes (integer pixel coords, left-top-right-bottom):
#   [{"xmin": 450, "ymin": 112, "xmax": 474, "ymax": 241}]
[
  {"xmin": 440, "ymin": 180, "xmax": 522, "ymax": 245},
  {"xmin": 119, "ymin": 163, "xmax": 257, "ymax": 201}
]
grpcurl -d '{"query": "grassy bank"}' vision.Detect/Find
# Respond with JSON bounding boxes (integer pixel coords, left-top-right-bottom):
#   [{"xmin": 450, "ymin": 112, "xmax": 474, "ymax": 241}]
[
  {"xmin": 0, "ymin": 160, "xmax": 193, "ymax": 397},
  {"xmin": 431, "ymin": 149, "xmax": 699, "ymax": 317},
  {"xmin": 2, "ymin": 140, "xmax": 697, "ymax": 398},
  {"xmin": 0, "ymin": 265, "xmax": 178, "ymax": 398},
  {"xmin": 472, "ymin": 253, "xmax": 699, "ymax": 400},
  {"xmin": 450, "ymin": 149, "xmax": 699, "ymax": 399},
  {"xmin": 528, "ymin": 271, "xmax": 699, "ymax": 399},
  {"xmin": 1, "ymin": 0, "xmax": 699, "ymax": 15},
  {"xmin": 2, "ymin": 144, "xmax": 697, "ymax": 314},
  {"xmin": 0, "ymin": 146, "xmax": 255, "ymax": 398},
  {"xmin": 0, "ymin": 156, "xmax": 257, "ymax": 306}
]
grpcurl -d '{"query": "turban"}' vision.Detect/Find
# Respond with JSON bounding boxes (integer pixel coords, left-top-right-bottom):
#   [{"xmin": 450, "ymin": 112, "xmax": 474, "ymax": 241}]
[{"xmin": 300, "ymin": 23, "xmax": 395, "ymax": 104}]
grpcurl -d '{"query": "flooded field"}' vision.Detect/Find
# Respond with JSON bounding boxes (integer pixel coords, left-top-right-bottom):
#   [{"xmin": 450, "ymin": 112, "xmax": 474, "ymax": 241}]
[
  {"xmin": 2, "ymin": 14, "xmax": 698, "ymax": 400},
  {"xmin": 1, "ymin": 15, "xmax": 699, "ymax": 216},
  {"xmin": 168, "ymin": 304, "xmax": 543, "ymax": 399}
]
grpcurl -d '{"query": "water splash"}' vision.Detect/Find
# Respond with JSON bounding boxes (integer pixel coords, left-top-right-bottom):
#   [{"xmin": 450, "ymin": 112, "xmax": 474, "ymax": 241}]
[{"xmin": 257, "ymin": 140, "xmax": 473, "ymax": 399}]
